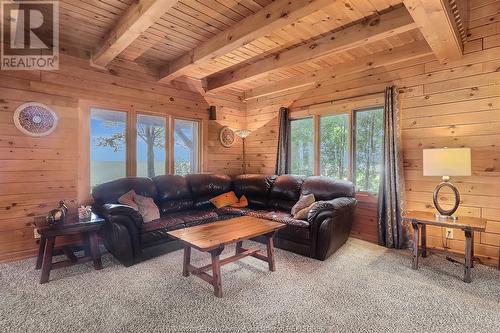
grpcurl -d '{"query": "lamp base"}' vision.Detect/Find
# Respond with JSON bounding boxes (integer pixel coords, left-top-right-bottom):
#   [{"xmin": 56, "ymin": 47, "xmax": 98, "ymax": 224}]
[
  {"xmin": 435, "ymin": 214, "xmax": 458, "ymax": 221},
  {"xmin": 433, "ymin": 180, "xmax": 461, "ymax": 218}
]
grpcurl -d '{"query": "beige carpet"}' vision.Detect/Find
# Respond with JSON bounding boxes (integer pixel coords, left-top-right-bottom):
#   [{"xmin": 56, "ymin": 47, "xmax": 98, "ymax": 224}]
[{"xmin": 0, "ymin": 238, "xmax": 499, "ymax": 332}]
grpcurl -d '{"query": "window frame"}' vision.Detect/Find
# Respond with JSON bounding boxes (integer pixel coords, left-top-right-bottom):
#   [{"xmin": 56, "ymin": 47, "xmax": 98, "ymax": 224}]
[
  {"xmin": 81, "ymin": 100, "xmax": 204, "ymax": 197},
  {"xmin": 289, "ymin": 101, "xmax": 384, "ymax": 195},
  {"xmin": 171, "ymin": 116, "xmax": 202, "ymax": 175}
]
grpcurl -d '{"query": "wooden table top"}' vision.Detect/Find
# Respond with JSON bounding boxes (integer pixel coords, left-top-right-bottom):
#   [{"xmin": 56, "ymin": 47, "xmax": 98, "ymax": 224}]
[
  {"xmin": 167, "ymin": 216, "xmax": 286, "ymax": 251},
  {"xmin": 402, "ymin": 211, "xmax": 486, "ymax": 231}
]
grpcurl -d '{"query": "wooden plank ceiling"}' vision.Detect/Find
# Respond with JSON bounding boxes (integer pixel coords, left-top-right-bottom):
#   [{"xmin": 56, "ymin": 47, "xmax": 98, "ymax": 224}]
[{"xmin": 57, "ymin": 0, "xmax": 466, "ymax": 96}]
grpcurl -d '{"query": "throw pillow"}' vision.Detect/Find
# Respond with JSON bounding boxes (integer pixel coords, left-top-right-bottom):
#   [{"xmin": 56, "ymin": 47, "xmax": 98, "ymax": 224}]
[
  {"xmin": 291, "ymin": 193, "xmax": 315, "ymax": 217},
  {"xmin": 231, "ymin": 195, "xmax": 249, "ymax": 208},
  {"xmin": 209, "ymin": 191, "xmax": 239, "ymax": 208},
  {"xmin": 134, "ymin": 194, "xmax": 160, "ymax": 222},
  {"xmin": 118, "ymin": 190, "xmax": 139, "ymax": 211},
  {"xmin": 294, "ymin": 203, "xmax": 315, "ymax": 220}
]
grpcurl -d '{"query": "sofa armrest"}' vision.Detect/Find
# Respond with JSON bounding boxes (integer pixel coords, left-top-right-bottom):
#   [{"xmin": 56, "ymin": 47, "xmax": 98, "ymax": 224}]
[
  {"xmin": 307, "ymin": 197, "xmax": 357, "ymax": 260},
  {"xmin": 96, "ymin": 203, "xmax": 143, "ymax": 228}
]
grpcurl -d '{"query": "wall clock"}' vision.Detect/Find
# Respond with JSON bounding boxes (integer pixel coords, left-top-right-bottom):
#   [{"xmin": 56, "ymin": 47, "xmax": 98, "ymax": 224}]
[
  {"xmin": 13, "ymin": 102, "xmax": 58, "ymax": 137},
  {"xmin": 219, "ymin": 126, "xmax": 235, "ymax": 147}
]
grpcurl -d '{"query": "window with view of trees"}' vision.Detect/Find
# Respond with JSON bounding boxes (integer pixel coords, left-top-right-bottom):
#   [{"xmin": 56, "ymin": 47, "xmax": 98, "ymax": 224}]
[
  {"xmin": 289, "ymin": 106, "xmax": 384, "ymax": 193},
  {"xmin": 320, "ymin": 114, "xmax": 349, "ymax": 180},
  {"xmin": 290, "ymin": 118, "xmax": 313, "ymax": 176},
  {"xmin": 354, "ymin": 108, "xmax": 384, "ymax": 192},
  {"xmin": 90, "ymin": 108, "xmax": 127, "ymax": 187},
  {"xmin": 136, "ymin": 114, "xmax": 166, "ymax": 178},
  {"xmin": 174, "ymin": 119, "xmax": 199, "ymax": 175}
]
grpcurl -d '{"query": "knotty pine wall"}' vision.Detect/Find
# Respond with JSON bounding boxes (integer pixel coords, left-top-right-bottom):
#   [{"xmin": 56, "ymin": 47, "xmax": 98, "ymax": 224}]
[
  {"xmin": 245, "ymin": 0, "xmax": 500, "ymax": 266},
  {"xmin": 0, "ymin": 54, "xmax": 244, "ymax": 262}
]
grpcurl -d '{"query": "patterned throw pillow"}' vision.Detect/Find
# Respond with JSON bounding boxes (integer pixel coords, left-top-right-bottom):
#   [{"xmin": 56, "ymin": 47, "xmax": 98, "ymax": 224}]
[
  {"xmin": 209, "ymin": 191, "xmax": 239, "ymax": 208},
  {"xmin": 291, "ymin": 193, "xmax": 315, "ymax": 217},
  {"xmin": 294, "ymin": 203, "xmax": 315, "ymax": 220},
  {"xmin": 134, "ymin": 194, "xmax": 160, "ymax": 222},
  {"xmin": 118, "ymin": 190, "xmax": 139, "ymax": 211},
  {"xmin": 231, "ymin": 195, "xmax": 249, "ymax": 208}
]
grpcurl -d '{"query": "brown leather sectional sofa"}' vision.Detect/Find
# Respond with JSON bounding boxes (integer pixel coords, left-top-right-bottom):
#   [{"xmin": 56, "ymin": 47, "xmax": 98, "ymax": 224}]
[{"xmin": 92, "ymin": 174, "xmax": 357, "ymax": 267}]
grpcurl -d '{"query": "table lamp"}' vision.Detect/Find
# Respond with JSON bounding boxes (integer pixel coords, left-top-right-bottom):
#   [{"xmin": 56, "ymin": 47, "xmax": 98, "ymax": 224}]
[{"xmin": 423, "ymin": 147, "xmax": 471, "ymax": 220}]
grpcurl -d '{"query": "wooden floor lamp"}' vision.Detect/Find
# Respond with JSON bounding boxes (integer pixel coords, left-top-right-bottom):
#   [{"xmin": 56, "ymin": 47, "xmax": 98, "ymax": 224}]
[{"xmin": 234, "ymin": 129, "xmax": 251, "ymax": 174}]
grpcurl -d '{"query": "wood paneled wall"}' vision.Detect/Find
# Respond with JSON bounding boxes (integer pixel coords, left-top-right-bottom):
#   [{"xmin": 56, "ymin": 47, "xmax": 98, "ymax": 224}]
[
  {"xmin": 244, "ymin": 0, "xmax": 500, "ymax": 266},
  {"xmin": 0, "ymin": 54, "xmax": 244, "ymax": 262}
]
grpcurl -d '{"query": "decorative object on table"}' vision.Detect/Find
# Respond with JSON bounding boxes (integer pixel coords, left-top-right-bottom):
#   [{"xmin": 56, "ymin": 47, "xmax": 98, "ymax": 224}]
[
  {"xmin": 423, "ymin": 147, "xmax": 471, "ymax": 220},
  {"xmin": 46, "ymin": 201, "xmax": 68, "ymax": 226},
  {"xmin": 402, "ymin": 211, "xmax": 486, "ymax": 283},
  {"xmin": 234, "ymin": 129, "xmax": 252, "ymax": 174},
  {"xmin": 78, "ymin": 206, "xmax": 93, "ymax": 221},
  {"xmin": 13, "ymin": 102, "xmax": 58, "ymax": 137},
  {"xmin": 219, "ymin": 126, "xmax": 235, "ymax": 147}
]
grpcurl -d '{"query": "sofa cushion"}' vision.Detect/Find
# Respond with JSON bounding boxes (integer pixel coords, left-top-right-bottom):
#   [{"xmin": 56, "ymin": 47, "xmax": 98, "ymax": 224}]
[
  {"xmin": 118, "ymin": 190, "xmax": 139, "ymax": 211},
  {"xmin": 141, "ymin": 216, "xmax": 184, "ymax": 233},
  {"xmin": 232, "ymin": 174, "xmax": 276, "ymax": 208},
  {"xmin": 291, "ymin": 193, "xmax": 315, "ymax": 217},
  {"xmin": 92, "ymin": 177, "xmax": 158, "ymax": 205},
  {"xmin": 268, "ymin": 175, "xmax": 305, "ymax": 212},
  {"xmin": 178, "ymin": 209, "xmax": 219, "ymax": 227},
  {"xmin": 186, "ymin": 174, "xmax": 232, "ymax": 209},
  {"xmin": 134, "ymin": 194, "xmax": 160, "ymax": 223},
  {"xmin": 153, "ymin": 175, "xmax": 194, "ymax": 213},
  {"xmin": 267, "ymin": 211, "xmax": 310, "ymax": 228},
  {"xmin": 301, "ymin": 176, "xmax": 355, "ymax": 200}
]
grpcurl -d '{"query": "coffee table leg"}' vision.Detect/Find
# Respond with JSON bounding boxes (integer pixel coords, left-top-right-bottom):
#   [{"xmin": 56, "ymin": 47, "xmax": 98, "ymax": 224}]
[
  {"xmin": 464, "ymin": 229, "xmax": 473, "ymax": 283},
  {"xmin": 209, "ymin": 246, "xmax": 224, "ymax": 298},
  {"xmin": 40, "ymin": 236, "xmax": 55, "ymax": 284},
  {"xmin": 266, "ymin": 232, "xmax": 276, "ymax": 272},
  {"xmin": 412, "ymin": 222, "xmax": 419, "ymax": 270},
  {"xmin": 183, "ymin": 246, "xmax": 191, "ymax": 277},
  {"xmin": 235, "ymin": 241, "xmax": 243, "ymax": 254},
  {"xmin": 89, "ymin": 232, "xmax": 102, "ymax": 270},
  {"xmin": 36, "ymin": 235, "xmax": 46, "ymax": 270}
]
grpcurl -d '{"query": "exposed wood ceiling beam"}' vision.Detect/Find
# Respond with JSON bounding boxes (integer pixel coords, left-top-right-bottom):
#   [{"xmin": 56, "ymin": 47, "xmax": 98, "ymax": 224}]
[
  {"xmin": 159, "ymin": 0, "xmax": 337, "ymax": 82},
  {"xmin": 91, "ymin": 0, "xmax": 178, "ymax": 68},
  {"xmin": 403, "ymin": 0, "xmax": 463, "ymax": 64},
  {"xmin": 206, "ymin": 6, "xmax": 418, "ymax": 92},
  {"xmin": 244, "ymin": 40, "xmax": 434, "ymax": 101}
]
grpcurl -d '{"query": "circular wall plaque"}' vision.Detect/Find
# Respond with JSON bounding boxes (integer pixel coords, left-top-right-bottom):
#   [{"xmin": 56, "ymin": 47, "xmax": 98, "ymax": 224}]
[
  {"xmin": 13, "ymin": 102, "xmax": 58, "ymax": 137},
  {"xmin": 219, "ymin": 126, "xmax": 235, "ymax": 147}
]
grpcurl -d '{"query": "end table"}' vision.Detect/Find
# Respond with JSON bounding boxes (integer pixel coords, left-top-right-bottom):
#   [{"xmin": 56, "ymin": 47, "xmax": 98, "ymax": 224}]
[
  {"xmin": 34, "ymin": 213, "xmax": 106, "ymax": 284},
  {"xmin": 402, "ymin": 211, "xmax": 486, "ymax": 283}
]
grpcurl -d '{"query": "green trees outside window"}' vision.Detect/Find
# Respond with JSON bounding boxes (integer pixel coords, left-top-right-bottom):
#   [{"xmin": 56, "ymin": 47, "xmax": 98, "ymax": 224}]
[
  {"xmin": 290, "ymin": 118, "xmax": 313, "ymax": 176},
  {"xmin": 320, "ymin": 114, "xmax": 349, "ymax": 180}
]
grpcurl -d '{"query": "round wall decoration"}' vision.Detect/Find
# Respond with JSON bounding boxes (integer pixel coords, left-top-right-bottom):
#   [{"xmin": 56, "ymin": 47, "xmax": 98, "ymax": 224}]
[
  {"xmin": 13, "ymin": 102, "xmax": 58, "ymax": 137},
  {"xmin": 219, "ymin": 126, "xmax": 235, "ymax": 147}
]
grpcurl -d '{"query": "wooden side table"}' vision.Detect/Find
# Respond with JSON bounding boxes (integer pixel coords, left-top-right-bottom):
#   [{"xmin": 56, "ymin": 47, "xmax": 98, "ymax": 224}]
[
  {"xmin": 34, "ymin": 213, "xmax": 106, "ymax": 284},
  {"xmin": 402, "ymin": 211, "xmax": 486, "ymax": 283}
]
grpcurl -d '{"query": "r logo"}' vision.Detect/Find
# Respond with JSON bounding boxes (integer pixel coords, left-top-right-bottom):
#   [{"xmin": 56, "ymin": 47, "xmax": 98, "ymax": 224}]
[{"xmin": 1, "ymin": 1, "xmax": 59, "ymax": 70}]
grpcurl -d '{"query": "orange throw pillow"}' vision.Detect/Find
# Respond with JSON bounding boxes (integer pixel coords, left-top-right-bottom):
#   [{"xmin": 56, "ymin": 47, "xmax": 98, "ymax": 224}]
[
  {"xmin": 209, "ymin": 191, "xmax": 239, "ymax": 208},
  {"xmin": 231, "ymin": 195, "xmax": 248, "ymax": 208}
]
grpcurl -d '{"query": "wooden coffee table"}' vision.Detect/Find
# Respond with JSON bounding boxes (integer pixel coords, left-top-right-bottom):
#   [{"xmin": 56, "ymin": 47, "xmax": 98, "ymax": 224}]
[{"xmin": 167, "ymin": 216, "xmax": 285, "ymax": 298}]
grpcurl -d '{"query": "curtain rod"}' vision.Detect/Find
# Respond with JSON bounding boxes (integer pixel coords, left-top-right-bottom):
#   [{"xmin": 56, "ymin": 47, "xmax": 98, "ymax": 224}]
[{"xmin": 295, "ymin": 90, "xmax": 385, "ymax": 111}]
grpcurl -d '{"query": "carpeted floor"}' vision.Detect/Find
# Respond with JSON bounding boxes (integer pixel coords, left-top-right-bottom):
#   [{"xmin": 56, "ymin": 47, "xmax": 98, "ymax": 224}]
[{"xmin": 0, "ymin": 238, "xmax": 499, "ymax": 333}]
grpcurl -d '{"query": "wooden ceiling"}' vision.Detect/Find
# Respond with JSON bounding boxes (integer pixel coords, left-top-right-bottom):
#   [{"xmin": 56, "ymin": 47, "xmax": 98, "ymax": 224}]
[{"xmin": 55, "ymin": 0, "xmax": 467, "ymax": 97}]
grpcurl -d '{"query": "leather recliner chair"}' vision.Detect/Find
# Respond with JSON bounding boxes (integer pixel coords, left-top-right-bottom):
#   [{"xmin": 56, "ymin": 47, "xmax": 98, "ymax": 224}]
[{"xmin": 92, "ymin": 174, "xmax": 357, "ymax": 266}]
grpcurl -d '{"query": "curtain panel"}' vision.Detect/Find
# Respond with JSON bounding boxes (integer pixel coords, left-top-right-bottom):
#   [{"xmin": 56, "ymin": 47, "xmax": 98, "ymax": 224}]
[
  {"xmin": 378, "ymin": 87, "xmax": 408, "ymax": 249},
  {"xmin": 275, "ymin": 107, "xmax": 290, "ymax": 175}
]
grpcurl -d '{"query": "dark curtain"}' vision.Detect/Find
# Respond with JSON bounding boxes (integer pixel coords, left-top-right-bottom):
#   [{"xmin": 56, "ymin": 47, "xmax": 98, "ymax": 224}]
[
  {"xmin": 378, "ymin": 87, "xmax": 407, "ymax": 249},
  {"xmin": 275, "ymin": 107, "xmax": 290, "ymax": 175}
]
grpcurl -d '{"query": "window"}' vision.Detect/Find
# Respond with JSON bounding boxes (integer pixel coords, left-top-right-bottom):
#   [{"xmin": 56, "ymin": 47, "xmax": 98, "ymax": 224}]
[
  {"xmin": 354, "ymin": 108, "xmax": 384, "ymax": 192},
  {"xmin": 90, "ymin": 108, "xmax": 127, "ymax": 187},
  {"xmin": 320, "ymin": 114, "xmax": 349, "ymax": 180},
  {"xmin": 136, "ymin": 114, "xmax": 166, "ymax": 178},
  {"xmin": 173, "ymin": 119, "xmax": 199, "ymax": 175},
  {"xmin": 290, "ymin": 118, "xmax": 314, "ymax": 176},
  {"xmin": 289, "ymin": 105, "xmax": 384, "ymax": 193}
]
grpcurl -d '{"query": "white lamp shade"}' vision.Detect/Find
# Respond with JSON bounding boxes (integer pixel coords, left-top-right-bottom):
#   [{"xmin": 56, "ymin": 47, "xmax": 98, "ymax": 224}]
[{"xmin": 423, "ymin": 148, "xmax": 471, "ymax": 177}]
